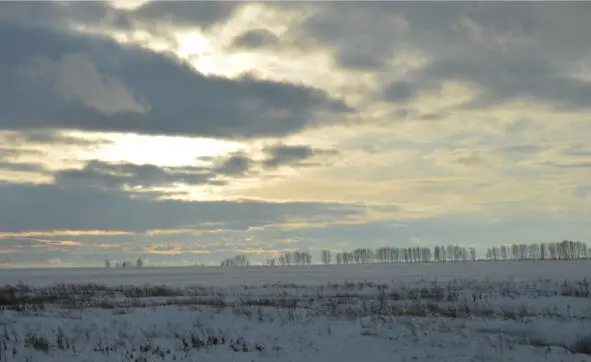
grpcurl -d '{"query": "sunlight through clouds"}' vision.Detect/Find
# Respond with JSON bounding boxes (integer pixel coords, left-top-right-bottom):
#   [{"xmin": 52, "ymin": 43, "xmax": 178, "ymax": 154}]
[
  {"xmin": 2, "ymin": 1, "xmax": 591, "ymax": 267},
  {"xmin": 94, "ymin": 133, "xmax": 244, "ymax": 167}
]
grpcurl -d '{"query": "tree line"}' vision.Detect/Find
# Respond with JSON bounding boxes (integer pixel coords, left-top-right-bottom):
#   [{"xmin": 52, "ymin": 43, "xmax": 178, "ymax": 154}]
[
  {"xmin": 320, "ymin": 245, "xmax": 478, "ymax": 265},
  {"xmin": 104, "ymin": 257, "xmax": 144, "ymax": 268},
  {"xmin": 110, "ymin": 240, "xmax": 588, "ymax": 268},
  {"xmin": 484, "ymin": 240, "xmax": 590, "ymax": 261}
]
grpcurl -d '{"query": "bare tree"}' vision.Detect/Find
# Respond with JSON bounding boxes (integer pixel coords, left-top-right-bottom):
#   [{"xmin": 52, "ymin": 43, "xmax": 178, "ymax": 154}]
[{"xmin": 321, "ymin": 250, "xmax": 332, "ymax": 265}]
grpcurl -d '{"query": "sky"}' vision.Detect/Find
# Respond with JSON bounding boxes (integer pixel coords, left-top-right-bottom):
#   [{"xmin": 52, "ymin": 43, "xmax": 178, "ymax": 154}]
[{"xmin": 1, "ymin": 1, "xmax": 591, "ymax": 268}]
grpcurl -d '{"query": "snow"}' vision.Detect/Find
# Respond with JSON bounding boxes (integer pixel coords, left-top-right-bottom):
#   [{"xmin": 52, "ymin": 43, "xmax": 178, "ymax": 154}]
[
  {"xmin": 0, "ymin": 261, "xmax": 590, "ymax": 361},
  {"xmin": 0, "ymin": 259, "xmax": 587, "ymax": 287}
]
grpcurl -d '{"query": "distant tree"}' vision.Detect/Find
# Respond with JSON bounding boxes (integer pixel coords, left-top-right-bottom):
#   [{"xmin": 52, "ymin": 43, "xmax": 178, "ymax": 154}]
[
  {"xmin": 136, "ymin": 257, "xmax": 144, "ymax": 268},
  {"xmin": 104, "ymin": 258, "xmax": 111, "ymax": 268},
  {"xmin": 321, "ymin": 250, "xmax": 332, "ymax": 265},
  {"xmin": 500, "ymin": 245, "xmax": 508, "ymax": 260},
  {"xmin": 434, "ymin": 246, "xmax": 441, "ymax": 263},
  {"xmin": 284, "ymin": 252, "xmax": 292, "ymax": 266}
]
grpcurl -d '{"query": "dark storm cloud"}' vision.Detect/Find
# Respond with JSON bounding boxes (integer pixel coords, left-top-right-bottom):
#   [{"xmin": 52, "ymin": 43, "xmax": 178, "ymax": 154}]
[
  {"xmin": 0, "ymin": 21, "xmax": 350, "ymax": 139},
  {"xmin": 0, "ymin": 181, "xmax": 365, "ymax": 233},
  {"xmin": 262, "ymin": 144, "xmax": 339, "ymax": 168},
  {"xmin": 231, "ymin": 28, "xmax": 280, "ymax": 49}
]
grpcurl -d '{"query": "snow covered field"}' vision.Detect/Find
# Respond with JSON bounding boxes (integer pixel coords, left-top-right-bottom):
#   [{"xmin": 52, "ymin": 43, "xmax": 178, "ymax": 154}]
[
  {"xmin": 0, "ymin": 261, "xmax": 590, "ymax": 361},
  {"xmin": 0, "ymin": 259, "xmax": 588, "ymax": 287}
]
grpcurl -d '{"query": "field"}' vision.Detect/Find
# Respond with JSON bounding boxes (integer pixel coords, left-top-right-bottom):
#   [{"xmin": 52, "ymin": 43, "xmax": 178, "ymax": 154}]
[{"xmin": 0, "ymin": 261, "xmax": 590, "ymax": 361}]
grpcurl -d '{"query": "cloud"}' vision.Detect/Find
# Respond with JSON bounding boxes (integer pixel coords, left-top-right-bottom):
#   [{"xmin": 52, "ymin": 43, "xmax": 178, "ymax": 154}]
[
  {"xmin": 54, "ymin": 160, "xmax": 216, "ymax": 189},
  {"xmin": 231, "ymin": 28, "xmax": 280, "ymax": 49},
  {"xmin": 22, "ymin": 53, "xmax": 150, "ymax": 115},
  {"xmin": 262, "ymin": 144, "xmax": 339, "ymax": 168},
  {"xmin": 52, "ymin": 143, "xmax": 337, "ymax": 190},
  {"xmin": 130, "ymin": 1, "xmax": 241, "ymax": 29},
  {"xmin": 293, "ymin": 3, "xmax": 410, "ymax": 70},
  {"xmin": 0, "ymin": 21, "xmax": 351, "ymax": 139},
  {"xmin": 0, "ymin": 181, "xmax": 366, "ymax": 234},
  {"xmin": 4, "ymin": 130, "xmax": 113, "ymax": 147},
  {"xmin": 2, "ymin": 2, "xmax": 591, "ymax": 267},
  {"xmin": 413, "ymin": 53, "xmax": 591, "ymax": 111},
  {"xmin": 0, "ymin": 2, "xmax": 239, "ymax": 34},
  {"xmin": 288, "ymin": 3, "xmax": 591, "ymax": 112},
  {"xmin": 383, "ymin": 81, "xmax": 418, "ymax": 103},
  {"xmin": 213, "ymin": 153, "xmax": 253, "ymax": 176},
  {"xmin": 0, "ymin": 162, "xmax": 46, "ymax": 173}
]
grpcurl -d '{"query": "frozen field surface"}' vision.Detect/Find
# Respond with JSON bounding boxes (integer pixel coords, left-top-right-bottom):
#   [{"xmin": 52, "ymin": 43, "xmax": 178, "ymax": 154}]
[
  {"xmin": 0, "ymin": 261, "xmax": 590, "ymax": 361},
  {"xmin": 0, "ymin": 260, "xmax": 588, "ymax": 287}
]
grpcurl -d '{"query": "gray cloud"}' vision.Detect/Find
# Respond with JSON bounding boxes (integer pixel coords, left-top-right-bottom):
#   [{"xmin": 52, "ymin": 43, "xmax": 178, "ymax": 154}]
[
  {"xmin": 0, "ymin": 21, "xmax": 350, "ymax": 139},
  {"xmin": 414, "ymin": 54, "xmax": 591, "ymax": 111},
  {"xmin": 0, "ymin": 2, "xmax": 240, "ymax": 33},
  {"xmin": 500, "ymin": 145, "xmax": 545, "ymax": 155},
  {"xmin": 0, "ymin": 148, "xmax": 40, "ymax": 159},
  {"xmin": 294, "ymin": 3, "xmax": 407, "ymax": 70},
  {"xmin": 293, "ymin": 3, "xmax": 591, "ymax": 70},
  {"xmin": 454, "ymin": 152, "xmax": 486, "ymax": 167},
  {"xmin": 544, "ymin": 161, "xmax": 591, "ymax": 169},
  {"xmin": 0, "ymin": 162, "xmax": 46, "ymax": 173},
  {"xmin": 6, "ymin": 130, "xmax": 113, "ymax": 147},
  {"xmin": 54, "ymin": 143, "xmax": 339, "ymax": 190},
  {"xmin": 214, "ymin": 153, "xmax": 253, "ymax": 176},
  {"xmin": 0, "ymin": 146, "xmax": 47, "ymax": 174},
  {"xmin": 232, "ymin": 28, "xmax": 280, "ymax": 49},
  {"xmin": 0, "ymin": 181, "xmax": 365, "ymax": 233},
  {"xmin": 131, "ymin": 1, "xmax": 241, "ymax": 29},
  {"xmin": 262, "ymin": 144, "xmax": 339, "ymax": 168},
  {"xmin": 54, "ymin": 160, "xmax": 217, "ymax": 190},
  {"xmin": 383, "ymin": 81, "xmax": 417, "ymax": 103},
  {"xmin": 289, "ymin": 3, "xmax": 591, "ymax": 111}
]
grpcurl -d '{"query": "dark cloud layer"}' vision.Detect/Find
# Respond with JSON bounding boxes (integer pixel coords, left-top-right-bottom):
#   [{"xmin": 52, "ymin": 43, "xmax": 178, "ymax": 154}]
[
  {"xmin": 54, "ymin": 160, "xmax": 217, "ymax": 189},
  {"xmin": 0, "ymin": 20, "xmax": 350, "ymax": 139},
  {"xmin": 0, "ymin": 2, "xmax": 242, "ymax": 33},
  {"xmin": 0, "ymin": 181, "xmax": 364, "ymax": 233},
  {"xmin": 291, "ymin": 3, "xmax": 591, "ymax": 111},
  {"xmin": 131, "ymin": 1, "xmax": 241, "ymax": 29}
]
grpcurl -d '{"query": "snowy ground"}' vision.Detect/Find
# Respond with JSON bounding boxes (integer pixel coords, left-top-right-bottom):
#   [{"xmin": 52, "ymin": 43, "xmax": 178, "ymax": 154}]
[
  {"xmin": 0, "ymin": 261, "xmax": 590, "ymax": 361},
  {"xmin": 1, "ymin": 260, "xmax": 588, "ymax": 287}
]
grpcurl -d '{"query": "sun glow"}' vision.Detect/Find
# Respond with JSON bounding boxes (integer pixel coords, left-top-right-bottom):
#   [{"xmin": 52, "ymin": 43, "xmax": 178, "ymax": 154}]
[{"xmin": 91, "ymin": 133, "xmax": 244, "ymax": 167}]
